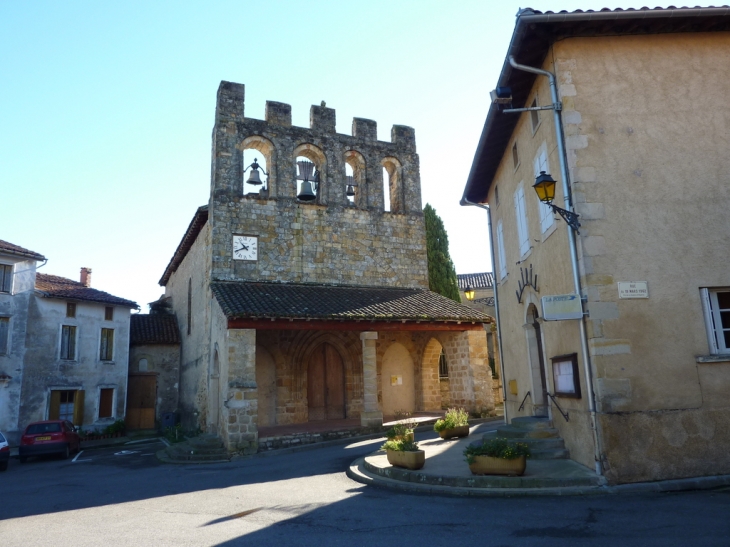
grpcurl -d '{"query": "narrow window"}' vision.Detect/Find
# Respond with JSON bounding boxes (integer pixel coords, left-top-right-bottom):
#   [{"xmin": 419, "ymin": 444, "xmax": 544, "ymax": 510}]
[
  {"xmin": 0, "ymin": 264, "xmax": 12, "ymax": 293},
  {"xmin": 494, "ymin": 185, "xmax": 500, "ymax": 207},
  {"xmin": 513, "ymin": 185, "xmax": 530, "ymax": 256},
  {"xmin": 534, "ymin": 144, "xmax": 554, "ymax": 234},
  {"xmin": 105, "ymin": 306, "xmax": 114, "ymax": 321},
  {"xmin": 98, "ymin": 388, "xmax": 114, "ymax": 418},
  {"xmin": 61, "ymin": 325, "xmax": 77, "ymax": 360},
  {"xmin": 701, "ymin": 288, "xmax": 730, "ymax": 354},
  {"xmin": 497, "ymin": 220, "xmax": 507, "ymax": 280},
  {"xmin": 438, "ymin": 349, "xmax": 449, "ymax": 378},
  {"xmin": 67, "ymin": 303, "xmax": 76, "ymax": 318},
  {"xmin": 0, "ymin": 317, "xmax": 9, "ymax": 354},
  {"xmin": 187, "ymin": 278, "xmax": 192, "ymax": 336},
  {"xmin": 512, "ymin": 142, "xmax": 519, "ymax": 169},
  {"xmin": 530, "ymin": 97, "xmax": 540, "ymax": 132},
  {"xmin": 100, "ymin": 328, "xmax": 114, "ymax": 361}
]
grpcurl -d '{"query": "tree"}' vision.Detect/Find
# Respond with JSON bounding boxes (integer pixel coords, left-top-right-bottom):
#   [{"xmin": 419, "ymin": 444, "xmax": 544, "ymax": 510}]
[{"xmin": 423, "ymin": 203, "xmax": 461, "ymax": 302}]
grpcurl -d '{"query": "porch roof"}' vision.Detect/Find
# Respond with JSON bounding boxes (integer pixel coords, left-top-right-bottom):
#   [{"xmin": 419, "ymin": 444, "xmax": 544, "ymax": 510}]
[{"xmin": 211, "ymin": 281, "xmax": 492, "ymax": 330}]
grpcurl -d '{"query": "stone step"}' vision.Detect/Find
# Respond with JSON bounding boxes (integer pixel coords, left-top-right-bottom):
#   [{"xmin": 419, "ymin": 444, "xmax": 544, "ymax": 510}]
[
  {"xmin": 530, "ymin": 448, "xmax": 570, "ymax": 460},
  {"xmin": 497, "ymin": 425, "xmax": 560, "ymax": 439},
  {"xmin": 159, "ymin": 434, "xmax": 231, "ymax": 464},
  {"xmin": 482, "ymin": 431, "xmax": 565, "ymax": 450},
  {"xmin": 188, "ymin": 435, "xmax": 225, "ymax": 448},
  {"xmin": 510, "ymin": 416, "xmax": 554, "ymax": 430},
  {"xmin": 167, "ymin": 444, "xmax": 227, "ymax": 457}
]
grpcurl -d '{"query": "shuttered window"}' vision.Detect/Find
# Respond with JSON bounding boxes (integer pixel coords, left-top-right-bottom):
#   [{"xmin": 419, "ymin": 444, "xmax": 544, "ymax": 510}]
[
  {"xmin": 100, "ymin": 328, "xmax": 114, "ymax": 361},
  {"xmin": 497, "ymin": 220, "xmax": 507, "ymax": 280},
  {"xmin": 513, "ymin": 186, "xmax": 530, "ymax": 256},
  {"xmin": 701, "ymin": 288, "xmax": 730, "ymax": 354},
  {"xmin": 61, "ymin": 325, "xmax": 77, "ymax": 360},
  {"xmin": 534, "ymin": 144, "xmax": 555, "ymax": 234},
  {"xmin": 0, "ymin": 317, "xmax": 9, "ymax": 354},
  {"xmin": 99, "ymin": 388, "xmax": 114, "ymax": 418}
]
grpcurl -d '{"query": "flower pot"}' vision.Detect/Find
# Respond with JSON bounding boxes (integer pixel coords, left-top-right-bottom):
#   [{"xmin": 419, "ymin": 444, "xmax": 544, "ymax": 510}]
[
  {"xmin": 388, "ymin": 431, "xmax": 414, "ymax": 442},
  {"xmin": 438, "ymin": 426, "xmax": 470, "ymax": 440},
  {"xmin": 468, "ymin": 455, "xmax": 526, "ymax": 476},
  {"xmin": 386, "ymin": 449, "xmax": 425, "ymax": 470}
]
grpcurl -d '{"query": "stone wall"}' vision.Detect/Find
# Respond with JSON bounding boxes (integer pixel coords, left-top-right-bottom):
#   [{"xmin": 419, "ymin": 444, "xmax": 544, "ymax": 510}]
[{"xmin": 129, "ymin": 343, "xmax": 181, "ymax": 424}]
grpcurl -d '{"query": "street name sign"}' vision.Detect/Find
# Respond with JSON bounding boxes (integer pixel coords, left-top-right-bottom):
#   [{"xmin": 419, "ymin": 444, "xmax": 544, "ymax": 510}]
[
  {"xmin": 618, "ymin": 281, "xmax": 649, "ymax": 299},
  {"xmin": 541, "ymin": 294, "xmax": 583, "ymax": 321}
]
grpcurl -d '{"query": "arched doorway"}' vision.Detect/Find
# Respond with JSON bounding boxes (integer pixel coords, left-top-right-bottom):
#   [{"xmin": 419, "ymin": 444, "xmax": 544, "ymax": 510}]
[
  {"xmin": 307, "ymin": 343, "xmax": 345, "ymax": 421},
  {"xmin": 381, "ymin": 343, "xmax": 415, "ymax": 416},
  {"xmin": 526, "ymin": 304, "xmax": 548, "ymax": 416}
]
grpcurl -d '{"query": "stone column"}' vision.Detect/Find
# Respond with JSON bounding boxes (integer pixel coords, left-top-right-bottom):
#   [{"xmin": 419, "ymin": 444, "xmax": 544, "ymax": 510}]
[
  {"xmin": 360, "ymin": 331, "xmax": 382, "ymax": 427},
  {"xmin": 222, "ymin": 328, "xmax": 258, "ymax": 455}
]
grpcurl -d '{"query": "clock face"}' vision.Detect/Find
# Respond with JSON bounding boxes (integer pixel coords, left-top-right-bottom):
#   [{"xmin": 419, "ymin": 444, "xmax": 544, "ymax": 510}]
[{"xmin": 232, "ymin": 235, "xmax": 258, "ymax": 261}]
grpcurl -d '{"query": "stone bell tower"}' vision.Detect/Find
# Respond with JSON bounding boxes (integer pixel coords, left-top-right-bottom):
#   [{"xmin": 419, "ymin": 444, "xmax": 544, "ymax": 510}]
[{"xmin": 207, "ymin": 81, "xmax": 428, "ymax": 288}]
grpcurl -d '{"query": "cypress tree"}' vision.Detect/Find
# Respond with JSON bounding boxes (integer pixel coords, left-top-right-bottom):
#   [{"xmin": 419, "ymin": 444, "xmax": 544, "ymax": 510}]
[{"xmin": 423, "ymin": 203, "xmax": 461, "ymax": 302}]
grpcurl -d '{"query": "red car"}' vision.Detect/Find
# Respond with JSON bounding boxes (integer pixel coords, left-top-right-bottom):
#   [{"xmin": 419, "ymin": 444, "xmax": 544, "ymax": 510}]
[{"xmin": 19, "ymin": 420, "xmax": 81, "ymax": 462}]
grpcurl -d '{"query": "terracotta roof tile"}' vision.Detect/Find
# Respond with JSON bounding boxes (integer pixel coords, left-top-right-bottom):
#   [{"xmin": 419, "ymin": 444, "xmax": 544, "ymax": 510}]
[
  {"xmin": 457, "ymin": 272, "xmax": 494, "ymax": 290},
  {"xmin": 0, "ymin": 239, "xmax": 46, "ymax": 261},
  {"xmin": 130, "ymin": 314, "xmax": 180, "ymax": 345},
  {"xmin": 35, "ymin": 273, "xmax": 138, "ymax": 308},
  {"xmin": 211, "ymin": 281, "xmax": 492, "ymax": 323}
]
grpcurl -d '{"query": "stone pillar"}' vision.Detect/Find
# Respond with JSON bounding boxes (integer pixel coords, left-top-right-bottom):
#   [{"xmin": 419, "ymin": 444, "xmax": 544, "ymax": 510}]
[
  {"xmin": 222, "ymin": 328, "xmax": 258, "ymax": 455},
  {"xmin": 360, "ymin": 331, "xmax": 382, "ymax": 427}
]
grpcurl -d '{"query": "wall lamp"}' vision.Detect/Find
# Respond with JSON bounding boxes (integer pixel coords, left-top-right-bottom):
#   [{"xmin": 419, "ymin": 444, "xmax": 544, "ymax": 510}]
[
  {"xmin": 244, "ymin": 158, "xmax": 268, "ymax": 188},
  {"xmin": 464, "ymin": 285, "xmax": 476, "ymax": 301},
  {"xmin": 533, "ymin": 171, "xmax": 581, "ymax": 232}
]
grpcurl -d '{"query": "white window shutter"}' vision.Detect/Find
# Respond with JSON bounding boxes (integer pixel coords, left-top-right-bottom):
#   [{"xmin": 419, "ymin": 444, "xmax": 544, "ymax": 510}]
[
  {"xmin": 497, "ymin": 220, "xmax": 507, "ymax": 280},
  {"xmin": 700, "ymin": 288, "xmax": 719, "ymax": 354},
  {"xmin": 514, "ymin": 187, "xmax": 530, "ymax": 256}
]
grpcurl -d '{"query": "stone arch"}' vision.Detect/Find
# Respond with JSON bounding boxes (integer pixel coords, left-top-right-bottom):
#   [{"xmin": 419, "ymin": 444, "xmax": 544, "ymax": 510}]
[
  {"xmin": 421, "ymin": 337, "xmax": 445, "ymax": 411},
  {"xmin": 382, "ymin": 156, "xmax": 404, "ymax": 214},
  {"xmin": 294, "ymin": 143, "xmax": 327, "ymax": 204},
  {"xmin": 256, "ymin": 344, "xmax": 277, "ymax": 427},
  {"xmin": 381, "ymin": 342, "xmax": 415, "ymax": 416},
  {"xmin": 345, "ymin": 149, "xmax": 366, "ymax": 207},
  {"xmin": 239, "ymin": 135, "xmax": 275, "ymax": 195}
]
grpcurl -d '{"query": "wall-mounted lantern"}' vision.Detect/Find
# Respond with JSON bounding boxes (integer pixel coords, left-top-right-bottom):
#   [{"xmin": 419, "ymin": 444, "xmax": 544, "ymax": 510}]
[
  {"xmin": 533, "ymin": 171, "xmax": 581, "ymax": 232},
  {"xmin": 464, "ymin": 285, "xmax": 476, "ymax": 301}
]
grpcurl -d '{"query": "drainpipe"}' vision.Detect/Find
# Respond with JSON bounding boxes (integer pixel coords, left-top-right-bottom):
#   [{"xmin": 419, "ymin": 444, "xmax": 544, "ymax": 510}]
[
  {"xmin": 507, "ymin": 55, "xmax": 603, "ymax": 476},
  {"xmin": 459, "ymin": 198, "xmax": 508, "ymax": 424}
]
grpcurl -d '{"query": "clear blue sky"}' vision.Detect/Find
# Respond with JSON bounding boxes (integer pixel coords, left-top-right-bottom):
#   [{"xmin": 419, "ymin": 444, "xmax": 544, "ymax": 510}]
[{"xmin": 1, "ymin": 1, "xmax": 649, "ymax": 309}]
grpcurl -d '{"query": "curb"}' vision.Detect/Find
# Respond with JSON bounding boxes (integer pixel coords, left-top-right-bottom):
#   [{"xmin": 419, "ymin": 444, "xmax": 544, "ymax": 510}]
[{"xmin": 346, "ymin": 456, "xmax": 730, "ymax": 497}]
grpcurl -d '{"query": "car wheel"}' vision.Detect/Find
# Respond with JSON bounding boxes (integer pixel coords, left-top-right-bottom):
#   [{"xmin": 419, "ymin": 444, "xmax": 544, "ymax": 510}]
[
  {"xmin": 0, "ymin": 461, "xmax": 7, "ymax": 471},
  {"xmin": 62, "ymin": 444, "xmax": 70, "ymax": 460}
]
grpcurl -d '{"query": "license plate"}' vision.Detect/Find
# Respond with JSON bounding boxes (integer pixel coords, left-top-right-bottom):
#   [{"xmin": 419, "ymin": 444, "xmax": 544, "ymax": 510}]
[{"xmin": 35, "ymin": 436, "xmax": 51, "ymax": 441}]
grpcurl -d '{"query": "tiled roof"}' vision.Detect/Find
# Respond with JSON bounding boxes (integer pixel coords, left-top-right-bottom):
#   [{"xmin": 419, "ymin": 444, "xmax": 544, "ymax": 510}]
[
  {"xmin": 130, "ymin": 314, "xmax": 180, "ymax": 345},
  {"xmin": 462, "ymin": 5, "xmax": 730, "ymax": 204},
  {"xmin": 0, "ymin": 239, "xmax": 46, "ymax": 261},
  {"xmin": 159, "ymin": 206, "xmax": 208, "ymax": 286},
  {"xmin": 211, "ymin": 281, "xmax": 492, "ymax": 323},
  {"xmin": 457, "ymin": 272, "xmax": 494, "ymax": 290},
  {"xmin": 35, "ymin": 273, "xmax": 138, "ymax": 308}
]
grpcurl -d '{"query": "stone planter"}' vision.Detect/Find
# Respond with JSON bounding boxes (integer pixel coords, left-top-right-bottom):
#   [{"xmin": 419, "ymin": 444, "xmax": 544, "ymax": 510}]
[
  {"xmin": 386, "ymin": 449, "xmax": 425, "ymax": 470},
  {"xmin": 438, "ymin": 425, "xmax": 470, "ymax": 440},
  {"xmin": 468, "ymin": 455, "xmax": 526, "ymax": 476}
]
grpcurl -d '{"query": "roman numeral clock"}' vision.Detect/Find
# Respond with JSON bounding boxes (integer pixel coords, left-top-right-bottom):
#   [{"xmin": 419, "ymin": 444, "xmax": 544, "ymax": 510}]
[{"xmin": 232, "ymin": 235, "xmax": 258, "ymax": 261}]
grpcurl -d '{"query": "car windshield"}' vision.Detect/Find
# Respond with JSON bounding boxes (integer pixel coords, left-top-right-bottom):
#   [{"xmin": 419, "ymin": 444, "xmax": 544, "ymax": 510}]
[{"xmin": 26, "ymin": 423, "xmax": 62, "ymax": 434}]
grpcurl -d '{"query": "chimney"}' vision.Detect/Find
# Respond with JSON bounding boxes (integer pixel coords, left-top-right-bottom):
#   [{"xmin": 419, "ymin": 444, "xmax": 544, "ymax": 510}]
[{"xmin": 80, "ymin": 267, "xmax": 92, "ymax": 287}]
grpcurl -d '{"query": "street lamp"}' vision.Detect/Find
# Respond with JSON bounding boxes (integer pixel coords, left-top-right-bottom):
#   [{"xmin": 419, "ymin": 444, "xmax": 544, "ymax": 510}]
[
  {"xmin": 464, "ymin": 285, "xmax": 476, "ymax": 301},
  {"xmin": 532, "ymin": 171, "xmax": 581, "ymax": 233}
]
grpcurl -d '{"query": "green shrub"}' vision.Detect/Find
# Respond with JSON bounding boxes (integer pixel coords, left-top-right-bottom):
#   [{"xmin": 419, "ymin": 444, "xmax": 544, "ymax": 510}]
[
  {"xmin": 464, "ymin": 437, "xmax": 530, "ymax": 464},
  {"xmin": 434, "ymin": 407, "xmax": 469, "ymax": 432},
  {"xmin": 386, "ymin": 410, "xmax": 417, "ymax": 439},
  {"xmin": 381, "ymin": 438, "xmax": 420, "ymax": 452}
]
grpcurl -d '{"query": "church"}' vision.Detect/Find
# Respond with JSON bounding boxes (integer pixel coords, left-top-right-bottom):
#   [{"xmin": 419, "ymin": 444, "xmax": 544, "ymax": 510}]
[{"xmin": 157, "ymin": 82, "xmax": 493, "ymax": 453}]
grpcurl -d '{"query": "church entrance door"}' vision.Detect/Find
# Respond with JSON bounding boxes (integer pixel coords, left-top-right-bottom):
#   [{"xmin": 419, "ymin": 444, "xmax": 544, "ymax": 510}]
[{"xmin": 307, "ymin": 343, "xmax": 345, "ymax": 421}]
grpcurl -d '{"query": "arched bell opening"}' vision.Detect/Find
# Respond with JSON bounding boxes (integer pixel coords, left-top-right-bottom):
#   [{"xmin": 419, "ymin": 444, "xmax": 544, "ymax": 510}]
[
  {"xmin": 293, "ymin": 143, "xmax": 326, "ymax": 204},
  {"xmin": 382, "ymin": 157, "xmax": 404, "ymax": 214},
  {"xmin": 240, "ymin": 135, "xmax": 274, "ymax": 196},
  {"xmin": 344, "ymin": 149, "xmax": 366, "ymax": 207}
]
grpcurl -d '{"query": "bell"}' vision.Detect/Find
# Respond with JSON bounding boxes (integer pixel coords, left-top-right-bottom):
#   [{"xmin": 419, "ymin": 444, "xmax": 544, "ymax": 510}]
[
  {"xmin": 297, "ymin": 179, "xmax": 316, "ymax": 201},
  {"xmin": 246, "ymin": 168, "xmax": 263, "ymax": 186},
  {"xmin": 346, "ymin": 176, "xmax": 356, "ymax": 197},
  {"xmin": 296, "ymin": 160, "xmax": 315, "ymax": 181}
]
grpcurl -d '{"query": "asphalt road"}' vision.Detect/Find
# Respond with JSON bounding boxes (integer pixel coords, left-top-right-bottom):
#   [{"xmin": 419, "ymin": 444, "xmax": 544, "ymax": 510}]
[{"xmin": 1, "ymin": 434, "xmax": 729, "ymax": 546}]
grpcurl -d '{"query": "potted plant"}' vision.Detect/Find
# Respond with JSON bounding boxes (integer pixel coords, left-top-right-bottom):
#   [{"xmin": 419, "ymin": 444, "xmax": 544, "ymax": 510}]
[
  {"xmin": 464, "ymin": 437, "xmax": 530, "ymax": 476},
  {"xmin": 434, "ymin": 407, "xmax": 470, "ymax": 439},
  {"xmin": 381, "ymin": 438, "xmax": 425, "ymax": 470},
  {"xmin": 385, "ymin": 410, "xmax": 417, "ymax": 442}
]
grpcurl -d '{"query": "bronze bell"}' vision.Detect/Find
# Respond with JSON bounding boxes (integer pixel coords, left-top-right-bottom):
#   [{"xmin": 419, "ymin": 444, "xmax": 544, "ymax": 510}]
[
  {"xmin": 297, "ymin": 179, "xmax": 316, "ymax": 201},
  {"xmin": 246, "ymin": 168, "xmax": 263, "ymax": 186},
  {"xmin": 346, "ymin": 175, "xmax": 356, "ymax": 197}
]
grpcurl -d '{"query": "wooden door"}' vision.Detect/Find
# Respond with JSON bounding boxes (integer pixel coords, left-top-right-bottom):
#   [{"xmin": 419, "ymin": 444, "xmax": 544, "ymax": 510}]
[
  {"xmin": 307, "ymin": 343, "xmax": 345, "ymax": 421},
  {"xmin": 126, "ymin": 374, "xmax": 157, "ymax": 430}
]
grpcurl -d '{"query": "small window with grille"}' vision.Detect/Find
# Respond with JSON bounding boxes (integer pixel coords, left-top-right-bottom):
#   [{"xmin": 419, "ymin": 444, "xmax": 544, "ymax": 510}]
[{"xmin": 438, "ymin": 349, "xmax": 449, "ymax": 378}]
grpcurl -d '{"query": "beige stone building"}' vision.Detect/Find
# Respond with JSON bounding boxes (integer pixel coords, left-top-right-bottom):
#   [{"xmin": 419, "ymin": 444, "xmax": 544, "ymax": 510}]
[
  {"xmin": 462, "ymin": 6, "xmax": 730, "ymax": 484},
  {"xmin": 160, "ymin": 82, "xmax": 493, "ymax": 454}
]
